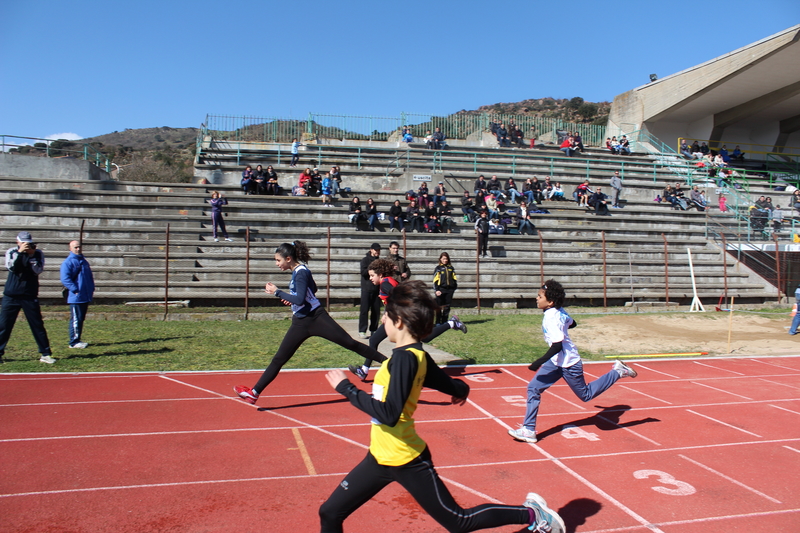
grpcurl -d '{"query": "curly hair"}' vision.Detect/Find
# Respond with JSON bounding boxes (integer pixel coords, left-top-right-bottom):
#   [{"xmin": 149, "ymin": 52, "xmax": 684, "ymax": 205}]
[
  {"xmin": 368, "ymin": 258, "xmax": 396, "ymax": 278},
  {"xmin": 541, "ymin": 279, "xmax": 566, "ymax": 309}
]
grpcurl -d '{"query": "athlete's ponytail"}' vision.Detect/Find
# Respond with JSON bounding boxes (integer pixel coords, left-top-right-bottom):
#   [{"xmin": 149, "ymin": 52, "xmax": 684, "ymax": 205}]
[{"xmin": 276, "ymin": 241, "xmax": 311, "ymax": 264}]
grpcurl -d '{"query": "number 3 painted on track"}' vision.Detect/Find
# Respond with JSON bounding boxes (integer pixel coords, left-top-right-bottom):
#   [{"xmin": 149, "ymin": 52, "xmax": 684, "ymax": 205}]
[{"xmin": 633, "ymin": 470, "xmax": 696, "ymax": 496}]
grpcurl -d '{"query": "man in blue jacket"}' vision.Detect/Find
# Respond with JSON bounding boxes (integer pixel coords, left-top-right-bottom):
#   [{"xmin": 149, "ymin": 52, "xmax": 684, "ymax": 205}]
[
  {"xmin": 60, "ymin": 241, "xmax": 95, "ymax": 349},
  {"xmin": 0, "ymin": 231, "xmax": 54, "ymax": 363}
]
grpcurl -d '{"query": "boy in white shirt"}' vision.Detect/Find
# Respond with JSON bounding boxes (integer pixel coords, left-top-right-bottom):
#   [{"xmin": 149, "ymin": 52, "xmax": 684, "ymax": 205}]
[{"xmin": 509, "ymin": 280, "xmax": 638, "ymax": 444}]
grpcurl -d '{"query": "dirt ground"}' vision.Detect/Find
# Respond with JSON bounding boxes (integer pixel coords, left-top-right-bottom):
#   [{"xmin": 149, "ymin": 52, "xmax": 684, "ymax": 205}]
[{"xmin": 571, "ymin": 312, "xmax": 800, "ymax": 357}]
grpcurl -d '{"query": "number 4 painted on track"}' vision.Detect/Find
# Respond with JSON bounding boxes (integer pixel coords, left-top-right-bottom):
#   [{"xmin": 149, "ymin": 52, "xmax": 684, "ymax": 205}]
[
  {"xmin": 465, "ymin": 374, "xmax": 494, "ymax": 382},
  {"xmin": 560, "ymin": 424, "xmax": 600, "ymax": 441},
  {"xmin": 633, "ymin": 470, "xmax": 696, "ymax": 496}
]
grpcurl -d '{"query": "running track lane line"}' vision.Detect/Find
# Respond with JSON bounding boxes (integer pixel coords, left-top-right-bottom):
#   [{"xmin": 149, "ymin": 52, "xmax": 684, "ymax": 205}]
[
  {"xmin": 685, "ymin": 409, "xmax": 763, "ymax": 438},
  {"xmin": 157, "ymin": 374, "xmax": 511, "ymax": 505},
  {"xmin": 464, "ymin": 379, "xmax": 667, "ymax": 533},
  {"xmin": 677, "ymin": 454, "xmax": 781, "ymax": 504},
  {"xmin": 690, "ymin": 381, "xmax": 753, "ymax": 400}
]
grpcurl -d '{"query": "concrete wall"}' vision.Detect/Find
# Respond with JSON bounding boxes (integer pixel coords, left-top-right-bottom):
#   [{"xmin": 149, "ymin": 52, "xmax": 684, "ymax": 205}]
[{"xmin": 0, "ymin": 153, "xmax": 110, "ymax": 181}]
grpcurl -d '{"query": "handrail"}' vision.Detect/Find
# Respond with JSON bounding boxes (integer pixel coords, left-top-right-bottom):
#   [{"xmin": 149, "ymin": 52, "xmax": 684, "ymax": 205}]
[{"xmin": 1, "ymin": 134, "xmax": 111, "ymax": 172}]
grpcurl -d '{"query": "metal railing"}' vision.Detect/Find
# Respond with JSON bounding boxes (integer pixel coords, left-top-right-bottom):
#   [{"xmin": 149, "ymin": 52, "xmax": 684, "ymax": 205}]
[{"xmin": 1, "ymin": 135, "xmax": 111, "ymax": 172}]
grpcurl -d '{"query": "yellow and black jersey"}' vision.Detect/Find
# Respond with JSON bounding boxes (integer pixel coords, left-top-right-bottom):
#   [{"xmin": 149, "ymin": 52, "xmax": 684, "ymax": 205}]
[
  {"xmin": 432, "ymin": 264, "xmax": 457, "ymax": 292},
  {"xmin": 335, "ymin": 342, "xmax": 469, "ymax": 466}
]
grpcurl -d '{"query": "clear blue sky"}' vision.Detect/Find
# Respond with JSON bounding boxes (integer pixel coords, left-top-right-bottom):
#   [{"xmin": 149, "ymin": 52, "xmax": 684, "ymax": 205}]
[{"xmin": 1, "ymin": 0, "xmax": 797, "ymax": 141}]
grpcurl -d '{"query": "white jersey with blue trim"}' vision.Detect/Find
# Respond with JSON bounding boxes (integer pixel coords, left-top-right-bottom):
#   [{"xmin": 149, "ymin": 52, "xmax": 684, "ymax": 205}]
[
  {"xmin": 541, "ymin": 307, "xmax": 580, "ymax": 368},
  {"xmin": 288, "ymin": 264, "xmax": 320, "ymax": 316}
]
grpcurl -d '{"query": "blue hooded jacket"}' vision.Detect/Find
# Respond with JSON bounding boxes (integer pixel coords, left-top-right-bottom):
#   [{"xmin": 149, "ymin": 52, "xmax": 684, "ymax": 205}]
[{"xmin": 60, "ymin": 252, "xmax": 95, "ymax": 304}]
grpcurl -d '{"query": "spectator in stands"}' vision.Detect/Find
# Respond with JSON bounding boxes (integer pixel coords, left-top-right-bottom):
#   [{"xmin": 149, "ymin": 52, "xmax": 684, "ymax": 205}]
[
  {"xmin": 475, "ymin": 210, "xmax": 490, "ymax": 258},
  {"xmin": 700, "ymin": 142, "xmax": 710, "ymax": 155},
  {"xmin": 691, "ymin": 140, "xmax": 701, "ymax": 154},
  {"xmin": 690, "ymin": 185, "xmax": 707, "ymax": 211},
  {"xmin": 474, "ymin": 189, "xmax": 487, "ymax": 211},
  {"xmin": 406, "ymin": 198, "xmax": 424, "ymax": 233},
  {"xmin": 719, "ymin": 193, "xmax": 728, "ymax": 212},
  {"xmin": 461, "ymin": 191, "xmax": 476, "ymax": 222},
  {"xmin": 732, "ymin": 145, "xmax": 745, "ymax": 161},
  {"xmin": 496, "ymin": 123, "xmax": 510, "ymax": 147},
  {"xmin": 295, "ymin": 168, "xmax": 312, "ymax": 196},
  {"xmin": 321, "ymin": 173, "xmax": 333, "ymax": 207},
  {"xmin": 772, "ymin": 205, "xmax": 784, "ymax": 233},
  {"xmin": 387, "ymin": 241, "xmax": 411, "ymax": 281},
  {"xmin": 487, "ymin": 175, "xmax": 506, "ymax": 201},
  {"xmin": 417, "ymin": 181, "xmax": 429, "ymax": 199},
  {"xmin": 680, "ymin": 139, "xmax": 694, "ymax": 159},
  {"xmin": 574, "ymin": 180, "xmax": 592, "ymax": 206},
  {"xmin": 590, "ymin": 187, "xmax": 611, "ymax": 216},
  {"xmin": 573, "ymin": 132, "xmax": 584, "ymax": 152},
  {"xmin": 208, "ymin": 191, "xmax": 233, "ymax": 242},
  {"xmin": 402, "ymin": 127, "xmax": 413, "ymax": 143},
  {"xmin": 431, "ymin": 127, "xmax": 446, "ymax": 149},
  {"xmin": 329, "ymin": 166, "xmax": 342, "ymax": 197},
  {"xmin": 290, "ymin": 138, "xmax": 302, "ymax": 167},
  {"xmin": 485, "ymin": 193, "xmax": 500, "ymax": 220},
  {"xmin": 606, "ymin": 137, "xmax": 614, "ymax": 154},
  {"xmin": 433, "ymin": 181, "xmax": 447, "ymax": 207},
  {"xmin": 253, "ymin": 165, "xmax": 266, "ymax": 194},
  {"xmin": 474, "ymin": 175, "xmax": 487, "ymax": 196},
  {"xmin": 349, "ymin": 197, "xmax": 364, "ymax": 230},
  {"xmin": 505, "ymin": 177, "xmax": 522, "ymax": 204},
  {"xmin": 424, "ymin": 130, "xmax": 434, "ymax": 148},
  {"xmin": 793, "ymin": 189, "xmax": 800, "ymax": 214},
  {"xmin": 609, "ymin": 136, "xmax": 620, "ymax": 154},
  {"xmin": 560, "ymin": 135, "xmax": 576, "ymax": 157},
  {"xmin": 241, "ymin": 165, "xmax": 256, "ymax": 195},
  {"xmin": 512, "ymin": 126, "xmax": 525, "ymax": 148},
  {"xmin": 388, "ymin": 199, "xmax": 405, "ymax": 232},
  {"xmin": 424, "ymin": 203, "xmax": 441, "ymax": 233},
  {"xmin": 308, "ymin": 168, "xmax": 322, "ymax": 196},
  {"xmin": 437, "ymin": 199, "xmax": 454, "ymax": 233},
  {"xmin": 522, "ymin": 178, "xmax": 537, "ymax": 204},
  {"xmin": 618, "ymin": 135, "xmax": 631, "ymax": 155},
  {"xmin": 754, "ymin": 196, "xmax": 769, "ymax": 210},
  {"xmin": 418, "ymin": 191, "xmax": 431, "ymax": 210},
  {"xmin": 516, "ymin": 200, "xmax": 535, "ymax": 235},
  {"xmin": 713, "ymin": 153, "xmax": 727, "ymax": 168},
  {"xmin": 265, "ymin": 165, "xmax": 280, "ymax": 195},
  {"xmin": 609, "ymin": 171, "xmax": 623, "ymax": 208},
  {"xmin": 719, "ymin": 145, "xmax": 731, "ymax": 164},
  {"xmin": 551, "ymin": 182, "xmax": 565, "ymax": 201},
  {"xmin": 364, "ymin": 198, "xmax": 378, "ymax": 231},
  {"xmin": 529, "ymin": 176, "xmax": 544, "ymax": 203}
]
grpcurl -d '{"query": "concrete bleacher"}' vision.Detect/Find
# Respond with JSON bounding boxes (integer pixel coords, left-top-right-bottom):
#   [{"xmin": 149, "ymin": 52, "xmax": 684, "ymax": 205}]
[{"xmin": 0, "ymin": 144, "xmax": 784, "ymax": 307}]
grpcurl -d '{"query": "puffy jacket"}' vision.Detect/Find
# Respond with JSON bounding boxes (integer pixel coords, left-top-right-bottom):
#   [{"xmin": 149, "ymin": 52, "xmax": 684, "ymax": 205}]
[{"xmin": 60, "ymin": 252, "xmax": 95, "ymax": 304}]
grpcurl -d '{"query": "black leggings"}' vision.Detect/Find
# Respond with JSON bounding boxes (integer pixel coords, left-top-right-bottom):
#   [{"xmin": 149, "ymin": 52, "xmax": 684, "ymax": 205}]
[
  {"xmin": 319, "ymin": 447, "xmax": 529, "ymax": 533},
  {"xmin": 253, "ymin": 307, "xmax": 385, "ymax": 393},
  {"xmin": 362, "ymin": 322, "xmax": 451, "ymax": 369},
  {"xmin": 436, "ymin": 289, "xmax": 455, "ymax": 324}
]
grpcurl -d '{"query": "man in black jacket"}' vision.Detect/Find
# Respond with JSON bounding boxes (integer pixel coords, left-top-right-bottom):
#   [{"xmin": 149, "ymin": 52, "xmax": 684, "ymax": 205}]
[
  {"xmin": 0, "ymin": 231, "xmax": 54, "ymax": 364},
  {"xmin": 358, "ymin": 243, "xmax": 382, "ymax": 339}
]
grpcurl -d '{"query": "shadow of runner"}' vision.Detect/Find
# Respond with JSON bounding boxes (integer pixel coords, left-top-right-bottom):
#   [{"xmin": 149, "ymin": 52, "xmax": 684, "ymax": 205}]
[
  {"xmin": 535, "ymin": 404, "xmax": 660, "ymax": 441},
  {"xmin": 511, "ymin": 498, "xmax": 601, "ymax": 533}
]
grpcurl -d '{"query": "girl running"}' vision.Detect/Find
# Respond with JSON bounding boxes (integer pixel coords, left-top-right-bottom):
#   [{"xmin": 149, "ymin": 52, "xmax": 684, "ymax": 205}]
[
  {"xmin": 234, "ymin": 241, "xmax": 385, "ymax": 404},
  {"xmin": 208, "ymin": 191, "xmax": 233, "ymax": 242},
  {"xmin": 348, "ymin": 259, "xmax": 466, "ymax": 382},
  {"xmin": 320, "ymin": 280, "xmax": 564, "ymax": 533},
  {"xmin": 508, "ymin": 279, "xmax": 638, "ymax": 444}
]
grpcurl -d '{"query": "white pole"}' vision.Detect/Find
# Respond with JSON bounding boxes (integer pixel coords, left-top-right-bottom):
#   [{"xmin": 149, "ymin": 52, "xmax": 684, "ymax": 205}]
[{"xmin": 688, "ymin": 247, "xmax": 705, "ymax": 312}]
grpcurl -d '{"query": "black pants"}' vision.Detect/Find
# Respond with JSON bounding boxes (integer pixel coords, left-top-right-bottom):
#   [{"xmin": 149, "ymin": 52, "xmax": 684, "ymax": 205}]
[
  {"xmin": 253, "ymin": 307, "xmax": 384, "ymax": 393},
  {"xmin": 0, "ymin": 295, "xmax": 51, "ymax": 357},
  {"xmin": 478, "ymin": 233, "xmax": 489, "ymax": 256},
  {"xmin": 436, "ymin": 289, "xmax": 455, "ymax": 324},
  {"xmin": 362, "ymin": 322, "xmax": 451, "ymax": 369},
  {"xmin": 319, "ymin": 447, "xmax": 529, "ymax": 533},
  {"xmin": 358, "ymin": 285, "xmax": 380, "ymax": 334}
]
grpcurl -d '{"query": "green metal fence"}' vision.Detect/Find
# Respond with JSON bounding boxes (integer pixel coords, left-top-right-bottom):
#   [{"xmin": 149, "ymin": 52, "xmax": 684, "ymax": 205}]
[
  {"xmin": 202, "ymin": 112, "xmax": 606, "ymax": 146},
  {"xmin": 1, "ymin": 135, "xmax": 111, "ymax": 172}
]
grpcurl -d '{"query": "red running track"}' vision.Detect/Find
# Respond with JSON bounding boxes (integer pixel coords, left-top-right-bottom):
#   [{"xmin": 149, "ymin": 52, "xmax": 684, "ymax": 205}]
[{"xmin": 1, "ymin": 356, "xmax": 800, "ymax": 532}]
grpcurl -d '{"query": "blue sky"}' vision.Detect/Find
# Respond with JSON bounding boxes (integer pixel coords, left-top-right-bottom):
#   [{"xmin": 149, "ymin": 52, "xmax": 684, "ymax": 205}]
[{"xmin": 1, "ymin": 0, "xmax": 797, "ymax": 141}]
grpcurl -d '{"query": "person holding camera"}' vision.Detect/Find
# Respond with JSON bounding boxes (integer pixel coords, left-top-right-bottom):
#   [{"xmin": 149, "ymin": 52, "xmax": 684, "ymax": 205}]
[{"xmin": 0, "ymin": 231, "xmax": 54, "ymax": 364}]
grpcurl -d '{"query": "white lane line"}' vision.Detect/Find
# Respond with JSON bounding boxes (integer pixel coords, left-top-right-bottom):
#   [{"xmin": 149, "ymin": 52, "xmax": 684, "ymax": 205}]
[
  {"xmin": 693, "ymin": 361, "xmax": 745, "ymax": 375},
  {"xmin": 783, "ymin": 445, "xmax": 800, "ymax": 454},
  {"xmin": 618, "ymin": 385, "xmax": 673, "ymax": 405},
  {"xmin": 749, "ymin": 358, "xmax": 800, "ymax": 372},
  {"xmin": 691, "ymin": 381, "xmax": 753, "ymax": 400},
  {"xmin": 635, "ymin": 364, "xmax": 681, "ymax": 379},
  {"xmin": 686, "ymin": 409, "xmax": 762, "ymax": 437},
  {"xmin": 757, "ymin": 378, "xmax": 800, "ymax": 391},
  {"xmin": 678, "ymin": 454, "xmax": 781, "ymax": 503},
  {"xmin": 500, "ymin": 367, "xmax": 588, "ymax": 411},
  {"xmin": 769, "ymin": 403, "xmax": 800, "ymax": 416}
]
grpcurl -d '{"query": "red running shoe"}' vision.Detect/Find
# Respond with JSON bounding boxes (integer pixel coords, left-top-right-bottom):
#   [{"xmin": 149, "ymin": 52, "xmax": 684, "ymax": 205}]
[{"xmin": 233, "ymin": 385, "xmax": 259, "ymax": 404}]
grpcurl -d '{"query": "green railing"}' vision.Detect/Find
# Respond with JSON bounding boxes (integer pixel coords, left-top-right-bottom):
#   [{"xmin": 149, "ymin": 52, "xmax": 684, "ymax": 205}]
[
  {"xmin": 201, "ymin": 112, "xmax": 607, "ymax": 146},
  {"xmin": 1, "ymin": 135, "xmax": 111, "ymax": 172}
]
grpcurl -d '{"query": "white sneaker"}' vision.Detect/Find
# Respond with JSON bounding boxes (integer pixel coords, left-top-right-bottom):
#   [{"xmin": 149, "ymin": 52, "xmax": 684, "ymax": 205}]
[
  {"xmin": 613, "ymin": 360, "xmax": 637, "ymax": 378},
  {"xmin": 69, "ymin": 342, "xmax": 88, "ymax": 349},
  {"xmin": 225, "ymin": 238, "xmax": 233, "ymax": 242},
  {"xmin": 509, "ymin": 427, "xmax": 538, "ymax": 443},
  {"xmin": 358, "ymin": 332, "xmax": 367, "ymax": 339},
  {"xmin": 523, "ymin": 492, "xmax": 565, "ymax": 533},
  {"xmin": 214, "ymin": 238, "xmax": 219, "ymax": 242},
  {"xmin": 39, "ymin": 355, "xmax": 56, "ymax": 364}
]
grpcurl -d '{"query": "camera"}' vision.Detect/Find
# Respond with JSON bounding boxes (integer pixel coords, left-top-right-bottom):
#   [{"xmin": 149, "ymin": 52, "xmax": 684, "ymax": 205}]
[{"xmin": 28, "ymin": 243, "xmax": 37, "ymax": 250}]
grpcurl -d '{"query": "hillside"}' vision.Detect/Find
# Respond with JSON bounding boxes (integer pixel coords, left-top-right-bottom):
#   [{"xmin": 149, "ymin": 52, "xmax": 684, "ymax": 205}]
[{"xmin": 81, "ymin": 126, "xmax": 199, "ymax": 151}]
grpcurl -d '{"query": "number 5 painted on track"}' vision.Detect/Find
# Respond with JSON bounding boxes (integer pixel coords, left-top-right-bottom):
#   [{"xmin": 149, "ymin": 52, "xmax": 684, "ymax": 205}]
[
  {"xmin": 465, "ymin": 374, "xmax": 494, "ymax": 382},
  {"xmin": 501, "ymin": 395, "xmax": 527, "ymax": 407},
  {"xmin": 633, "ymin": 470, "xmax": 696, "ymax": 496}
]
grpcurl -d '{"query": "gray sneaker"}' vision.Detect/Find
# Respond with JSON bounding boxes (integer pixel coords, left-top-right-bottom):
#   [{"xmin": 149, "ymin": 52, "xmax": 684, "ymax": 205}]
[
  {"xmin": 449, "ymin": 315, "xmax": 468, "ymax": 334},
  {"xmin": 39, "ymin": 355, "xmax": 56, "ymax": 364},
  {"xmin": 508, "ymin": 427, "xmax": 538, "ymax": 443},
  {"xmin": 613, "ymin": 360, "xmax": 637, "ymax": 378},
  {"xmin": 69, "ymin": 342, "xmax": 88, "ymax": 349},
  {"xmin": 523, "ymin": 492, "xmax": 565, "ymax": 533}
]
